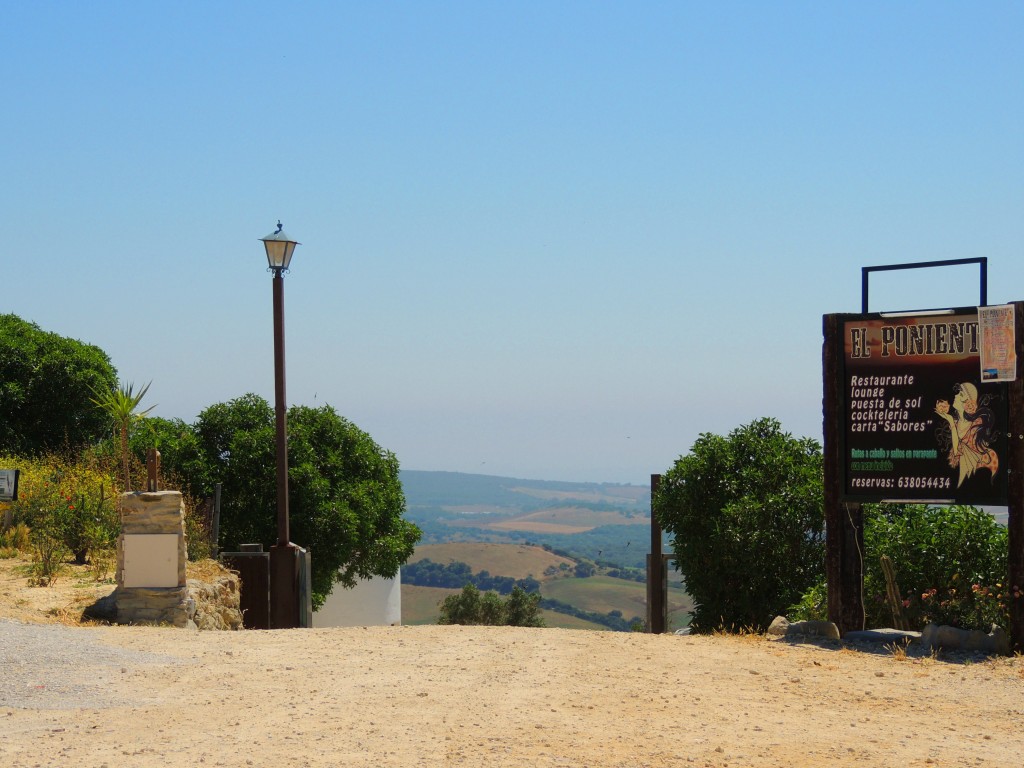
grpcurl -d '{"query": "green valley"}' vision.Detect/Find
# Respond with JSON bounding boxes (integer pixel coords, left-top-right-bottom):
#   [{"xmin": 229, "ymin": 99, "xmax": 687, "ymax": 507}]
[{"xmin": 398, "ymin": 471, "xmax": 690, "ymax": 631}]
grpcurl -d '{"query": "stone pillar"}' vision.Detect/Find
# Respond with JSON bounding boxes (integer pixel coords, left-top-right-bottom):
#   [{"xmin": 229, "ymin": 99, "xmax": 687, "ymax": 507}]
[{"xmin": 114, "ymin": 491, "xmax": 195, "ymax": 628}]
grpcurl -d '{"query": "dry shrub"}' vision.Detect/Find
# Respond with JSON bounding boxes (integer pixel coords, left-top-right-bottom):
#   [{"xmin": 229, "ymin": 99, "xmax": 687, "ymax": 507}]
[
  {"xmin": 1, "ymin": 523, "xmax": 31, "ymax": 552},
  {"xmin": 187, "ymin": 558, "xmax": 234, "ymax": 582},
  {"xmin": 181, "ymin": 490, "xmax": 212, "ymax": 561},
  {"xmin": 90, "ymin": 547, "xmax": 116, "ymax": 582},
  {"xmin": 29, "ymin": 529, "xmax": 69, "ymax": 586},
  {"xmin": 712, "ymin": 624, "xmax": 761, "ymax": 640},
  {"xmin": 887, "ymin": 640, "xmax": 910, "ymax": 662}
]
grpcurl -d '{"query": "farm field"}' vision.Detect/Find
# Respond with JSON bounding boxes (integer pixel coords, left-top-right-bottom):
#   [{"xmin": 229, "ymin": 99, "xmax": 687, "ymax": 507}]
[
  {"xmin": 505, "ymin": 484, "xmax": 649, "ymax": 506},
  {"xmin": 401, "ymin": 584, "xmax": 460, "ymax": 625},
  {"xmin": 445, "ymin": 505, "xmax": 647, "ymax": 534},
  {"xmin": 536, "ymin": 609, "xmax": 607, "ymax": 630},
  {"xmin": 402, "ymin": 542, "xmax": 694, "ymax": 632},
  {"xmin": 542, "ymin": 575, "xmax": 693, "ymax": 631},
  {"xmin": 409, "ymin": 542, "xmax": 573, "ymax": 580}
]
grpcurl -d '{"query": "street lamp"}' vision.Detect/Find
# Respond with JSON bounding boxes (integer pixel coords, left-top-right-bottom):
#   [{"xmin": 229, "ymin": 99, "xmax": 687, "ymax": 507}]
[{"xmin": 260, "ymin": 220, "xmax": 301, "ymax": 628}]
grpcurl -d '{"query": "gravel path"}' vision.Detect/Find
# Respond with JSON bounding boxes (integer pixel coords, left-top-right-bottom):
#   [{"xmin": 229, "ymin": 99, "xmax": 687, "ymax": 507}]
[
  {"xmin": 0, "ymin": 619, "xmax": 178, "ymax": 710},
  {"xmin": 2, "ymin": 621, "xmax": 1023, "ymax": 767}
]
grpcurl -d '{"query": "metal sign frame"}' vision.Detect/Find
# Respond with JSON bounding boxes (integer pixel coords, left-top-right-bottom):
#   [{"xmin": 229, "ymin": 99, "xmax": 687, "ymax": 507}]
[{"xmin": 861, "ymin": 257, "xmax": 987, "ymax": 313}]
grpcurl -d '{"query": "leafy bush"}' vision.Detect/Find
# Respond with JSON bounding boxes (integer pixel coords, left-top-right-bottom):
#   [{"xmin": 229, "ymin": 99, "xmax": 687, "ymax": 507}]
[
  {"xmin": 438, "ymin": 584, "xmax": 545, "ymax": 627},
  {"xmin": 3, "ymin": 452, "xmax": 119, "ymax": 570},
  {"xmin": 787, "ymin": 581, "xmax": 828, "ymax": 622},
  {"xmin": 864, "ymin": 504, "xmax": 1010, "ymax": 631},
  {"xmin": 89, "ymin": 380, "xmax": 155, "ymax": 491},
  {"xmin": 654, "ymin": 418, "xmax": 825, "ymax": 633},
  {"xmin": 574, "ymin": 561, "xmax": 595, "ymax": 578},
  {"xmin": 791, "ymin": 504, "xmax": 1012, "ymax": 632}
]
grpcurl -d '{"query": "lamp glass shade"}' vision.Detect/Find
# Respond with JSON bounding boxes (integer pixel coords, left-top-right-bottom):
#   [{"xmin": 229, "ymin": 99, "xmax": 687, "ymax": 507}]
[{"xmin": 260, "ymin": 227, "xmax": 300, "ymax": 270}]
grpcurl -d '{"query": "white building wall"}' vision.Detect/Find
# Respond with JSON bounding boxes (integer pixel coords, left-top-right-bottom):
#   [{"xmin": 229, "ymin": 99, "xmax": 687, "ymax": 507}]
[{"xmin": 313, "ymin": 572, "xmax": 402, "ymax": 627}]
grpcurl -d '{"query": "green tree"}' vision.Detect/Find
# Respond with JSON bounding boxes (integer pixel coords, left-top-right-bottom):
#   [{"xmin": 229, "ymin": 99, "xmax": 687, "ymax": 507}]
[
  {"xmin": 504, "ymin": 585, "xmax": 544, "ymax": 627},
  {"xmin": 158, "ymin": 394, "xmax": 420, "ymax": 610},
  {"xmin": 574, "ymin": 561, "xmax": 595, "ymax": 578},
  {"xmin": 89, "ymin": 381, "xmax": 155, "ymax": 490},
  {"xmin": 438, "ymin": 583, "xmax": 484, "ymax": 625},
  {"xmin": 438, "ymin": 583, "xmax": 545, "ymax": 627},
  {"xmin": 0, "ymin": 314, "xmax": 117, "ymax": 455},
  {"xmin": 654, "ymin": 418, "xmax": 825, "ymax": 632}
]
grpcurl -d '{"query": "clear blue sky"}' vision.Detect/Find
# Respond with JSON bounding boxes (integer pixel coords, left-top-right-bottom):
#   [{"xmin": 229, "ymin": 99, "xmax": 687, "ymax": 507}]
[{"xmin": 4, "ymin": 3, "xmax": 1021, "ymax": 484}]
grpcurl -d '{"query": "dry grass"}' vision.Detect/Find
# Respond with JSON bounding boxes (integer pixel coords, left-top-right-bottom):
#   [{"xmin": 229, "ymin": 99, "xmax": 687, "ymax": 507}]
[
  {"xmin": 409, "ymin": 542, "xmax": 574, "ymax": 581},
  {"xmin": 187, "ymin": 558, "xmax": 234, "ymax": 582},
  {"xmin": 0, "ymin": 554, "xmax": 236, "ymax": 627},
  {"xmin": 886, "ymin": 639, "xmax": 910, "ymax": 661},
  {"xmin": 45, "ymin": 601, "xmax": 107, "ymax": 627}
]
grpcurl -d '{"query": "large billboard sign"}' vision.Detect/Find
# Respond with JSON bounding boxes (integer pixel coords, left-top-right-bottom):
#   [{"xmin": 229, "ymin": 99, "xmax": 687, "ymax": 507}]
[{"xmin": 842, "ymin": 308, "xmax": 1009, "ymax": 503}]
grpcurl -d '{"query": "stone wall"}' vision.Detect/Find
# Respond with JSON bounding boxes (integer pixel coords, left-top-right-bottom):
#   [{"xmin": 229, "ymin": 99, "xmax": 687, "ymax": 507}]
[
  {"xmin": 189, "ymin": 573, "xmax": 243, "ymax": 630},
  {"xmin": 116, "ymin": 491, "xmax": 188, "ymax": 587},
  {"xmin": 114, "ymin": 491, "xmax": 192, "ymax": 627},
  {"xmin": 105, "ymin": 491, "xmax": 242, "ymax": 629}
]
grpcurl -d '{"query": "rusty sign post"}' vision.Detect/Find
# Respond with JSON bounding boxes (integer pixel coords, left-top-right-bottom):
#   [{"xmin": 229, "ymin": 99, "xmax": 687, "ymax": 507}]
[
  {"xmin": 146, "ymin": 449, "xmax": 161, "ymax": 492},
  {"xmin": 647, "ymin": 474, "xmax": 667, "ymax": 634}
]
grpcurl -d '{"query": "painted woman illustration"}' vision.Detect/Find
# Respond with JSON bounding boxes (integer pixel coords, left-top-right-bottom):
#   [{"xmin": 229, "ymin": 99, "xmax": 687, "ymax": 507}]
[{"xmin": 934, "ymin": 382, "xmax": 999, "ymax": 488}]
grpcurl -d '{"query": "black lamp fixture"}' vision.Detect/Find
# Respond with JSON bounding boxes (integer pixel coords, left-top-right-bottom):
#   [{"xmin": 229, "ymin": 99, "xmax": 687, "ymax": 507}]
[{"xmin": 260, "ymin": 220, "xmax": 300, "ymax": 271}]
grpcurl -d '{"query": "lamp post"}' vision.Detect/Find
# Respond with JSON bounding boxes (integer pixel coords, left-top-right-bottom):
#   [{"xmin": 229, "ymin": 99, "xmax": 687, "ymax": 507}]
[{"xmin": 261, "ymin": 221, "xmax": 301, "ymax": 628}]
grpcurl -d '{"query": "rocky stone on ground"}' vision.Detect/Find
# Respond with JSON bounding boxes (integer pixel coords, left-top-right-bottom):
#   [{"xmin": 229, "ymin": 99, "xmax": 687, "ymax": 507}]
[
  {"xmin": 84, "ymin": 561, "xmax": 242, "ymax": 630},
  {"xmin": 187, "ymin": 573, "xmax": 242, "ymax": 630},
  {"xmin": 767, "ymin": 615, "xmax": 840, "ymax": 640},
  {"xmin": 921, "ymin": 622, "xmax": 1009, "ymax": 656}
]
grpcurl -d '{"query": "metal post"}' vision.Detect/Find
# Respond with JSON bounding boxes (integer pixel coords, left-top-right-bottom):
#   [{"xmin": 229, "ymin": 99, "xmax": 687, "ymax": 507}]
[
  {"xmin": 146, "ymin": 449, "xmax": 161, "ymax": 492},
  {"xmin": 269, "ymin": 267, "xmax": 299, "ymax": 629},
  {"xmin": 823, "ymin": 313, "xmax": 865, "ymax": 635},
  {"xmin": 272, "ymin": 268, "xmax": 290, "ymax": 547},
  {"xmin": 647, "ymin": 473, "xmax": 665, "ymax": 634},
  {"xmin": 211, "ymin": 482, "xmax": 222, "ymax": 558},
  {"xmin": 1006, "ymin": 302, "xmax": 1024, "ymax": 652}
]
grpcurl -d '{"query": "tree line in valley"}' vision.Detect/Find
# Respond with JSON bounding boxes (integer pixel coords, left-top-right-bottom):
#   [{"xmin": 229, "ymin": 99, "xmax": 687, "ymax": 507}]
[
  {"xmin": 403, "ymin": 558, "xmax": 541, "ymax": 594},
  {"xmin": 404, "ymin": 557, "xmax": 645, "ymax": 631}
]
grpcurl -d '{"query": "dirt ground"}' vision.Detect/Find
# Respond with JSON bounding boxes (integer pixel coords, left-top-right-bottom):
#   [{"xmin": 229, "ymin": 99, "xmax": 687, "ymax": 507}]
[{"xmin": 2, "ymin": 555, "xmax": 1023, "ymax": 768}]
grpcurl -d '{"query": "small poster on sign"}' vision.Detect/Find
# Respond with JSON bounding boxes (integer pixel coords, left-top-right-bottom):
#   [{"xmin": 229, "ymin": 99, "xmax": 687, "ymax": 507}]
[
  {"xmin": 0, "ymin": 469, "xmax": 19, "ymax": 502},
  {"xmin": 978, "ymin": 304, "xmax": 1017, "ymax": 382}
]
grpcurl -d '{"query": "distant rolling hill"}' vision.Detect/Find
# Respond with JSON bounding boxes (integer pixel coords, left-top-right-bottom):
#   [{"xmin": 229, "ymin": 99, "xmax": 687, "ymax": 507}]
[
  {"xmin": 400, "ymin": 470, "xmax": 650, "ymax": 513},
  {"xmin": 397, "ymin": 471, "xmax": 684, "ymax": 631},
  {"xmin": 409, "ymin": 542, "xmax": 575, "ymax": 579},
  {"xmin": 401, "ymin": 541, "xmax": 691, "ymax": 631},
  {"xmin": 400, "ymin": 470, "xmax": 659, "ymax": 569}
]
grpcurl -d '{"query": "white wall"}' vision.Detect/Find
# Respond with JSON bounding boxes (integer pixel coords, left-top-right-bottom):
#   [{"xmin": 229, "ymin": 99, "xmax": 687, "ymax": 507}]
[{"xmin": 313, "ymin": 572, "xmax": 401, "ymax": 627}]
